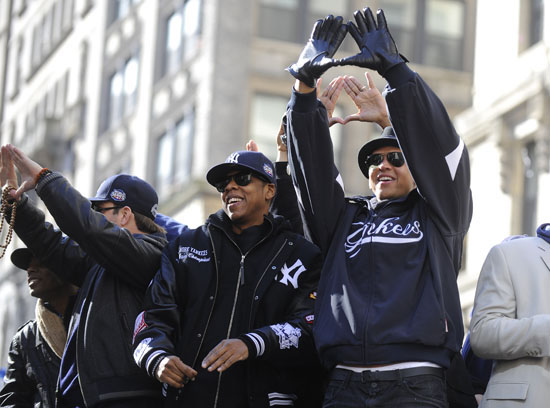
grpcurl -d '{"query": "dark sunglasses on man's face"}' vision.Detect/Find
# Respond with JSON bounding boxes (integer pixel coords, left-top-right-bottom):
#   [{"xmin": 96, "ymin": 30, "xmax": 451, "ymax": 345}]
[
  {"xmin": 365, "ymin": 151, "xmax": 405, "ymax": 168},
  {"xmin": 214, "ymin": 173, "xmax": 254, "ymax": 193}
]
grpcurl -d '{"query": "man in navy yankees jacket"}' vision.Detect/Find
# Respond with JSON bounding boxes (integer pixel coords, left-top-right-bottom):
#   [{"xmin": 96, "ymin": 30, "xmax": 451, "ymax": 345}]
[
  {"xmin": 132, "ymin": 151, "xmax": 323, "ymax": 407},
  {"xmin": 284, "ymin": 7, "xmax": 473, "ymax": 407}
]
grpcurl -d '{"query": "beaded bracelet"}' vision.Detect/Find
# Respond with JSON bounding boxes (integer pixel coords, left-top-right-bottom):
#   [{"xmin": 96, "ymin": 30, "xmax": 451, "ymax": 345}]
[
  {"xmin": 0, "ymin": 186, "xmax": 17, "ymax": 259},
  {"xmin": 34, "ymin": 167, "xmax": 51, "ymax": 186}
]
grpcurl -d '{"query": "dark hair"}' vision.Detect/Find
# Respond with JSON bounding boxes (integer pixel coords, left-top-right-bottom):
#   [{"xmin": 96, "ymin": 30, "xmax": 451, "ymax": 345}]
[{"xmin": 112, "ymin": 207, "xmax": 166, "ymax": 234}]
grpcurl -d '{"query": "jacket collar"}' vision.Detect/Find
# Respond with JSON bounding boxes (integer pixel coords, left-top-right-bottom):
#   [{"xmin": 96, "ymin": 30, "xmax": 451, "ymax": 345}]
[{"xmin": 35, "ymin": 299, "xmax": 67, "ymax": 358}]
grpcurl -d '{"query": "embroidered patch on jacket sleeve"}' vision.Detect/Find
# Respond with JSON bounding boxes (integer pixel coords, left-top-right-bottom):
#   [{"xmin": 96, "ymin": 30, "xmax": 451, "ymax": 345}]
[
  {"xmin": 133, "ymin": 337, "xmax": 152, "ymax": 365},
  {"xmin": 133, "ymin": 311, "xmax": 148, "ymax": 343},
  {"xmin": 270, "ymin": 322, "xmax": 301, "ymax": 349}
]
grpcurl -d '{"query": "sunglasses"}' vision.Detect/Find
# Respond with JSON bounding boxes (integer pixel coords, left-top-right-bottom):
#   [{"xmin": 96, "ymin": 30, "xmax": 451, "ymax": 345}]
[
  {"xmin": 214, "ymin": 173, "xmax": 254, "ymax": 193},
  {"xmin": 93, "ymin": 205, "xmax": 121, "ymax": 213},
  {"xmin": 365, "ymin": 152, "xmax": 405, "ymax": 168}
]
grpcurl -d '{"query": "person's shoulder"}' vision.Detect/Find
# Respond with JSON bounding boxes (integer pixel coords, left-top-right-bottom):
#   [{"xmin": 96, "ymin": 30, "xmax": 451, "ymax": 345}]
[{"xmin": 12, "ymin": 320, "xmax": 37, "ymax": 344}]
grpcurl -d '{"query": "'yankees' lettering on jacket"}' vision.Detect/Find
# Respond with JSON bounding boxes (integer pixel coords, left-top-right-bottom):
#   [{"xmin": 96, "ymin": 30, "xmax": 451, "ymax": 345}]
[
  {"xmin": 285, "ymin": 63, "xmax": 473, "ymax": 369},
  {"xmin": 133, "ymin": 209, "xmax": 322, "ymax": 408}
]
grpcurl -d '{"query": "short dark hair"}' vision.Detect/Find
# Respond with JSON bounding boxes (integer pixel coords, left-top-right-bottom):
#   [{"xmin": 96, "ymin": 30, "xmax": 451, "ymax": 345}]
[{"xmin": 112, "ymin": 207, "xmax": 166, "ymax": 234}]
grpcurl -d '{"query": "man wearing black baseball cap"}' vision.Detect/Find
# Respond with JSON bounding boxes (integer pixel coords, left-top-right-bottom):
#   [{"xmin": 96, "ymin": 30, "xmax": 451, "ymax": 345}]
[
  {"xmin": 0, "ymin": 248, "xmax": 77, "ymax": 408},
  {"xmin": 0, "ymin": 145, "xmax": 168, "ymax": 407},
  {"xmin": 133, "ymin": 150, "xmax": 323, "ymax": 407},
  {"xmin": 282, "ymin": 7, "xmax": 473, "ymax": 407}
]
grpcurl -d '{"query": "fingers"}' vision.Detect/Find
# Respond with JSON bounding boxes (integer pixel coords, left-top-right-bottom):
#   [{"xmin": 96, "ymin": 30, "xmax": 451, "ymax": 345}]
[
  {"xmin": 342, "ymin": 75, "xmax": 365, "ymax": 98},
  {"xmin": 202, "ymin": 339, "xmax": 248, "ymax": 373},
  {"xmin": 365, "ymin": 71, "xmax": 376, "ymax": 89},
  {"xmin": 376, "ymin": 9, "xmax": 388, "ymax": 31},
  {"xmin": 246, "ymin": 140, "xmax": 259, "ymax": 152},
  {"xmin": 156, "ymin": 356, "xmax": 197, "ymax": 389},
  {"xmin": 353, "ymin": 9, "xmax": 367, "ymax": 35},
  {"xmin": 363, "ymin": 7, "xmax": 377, "ymax": 32}
]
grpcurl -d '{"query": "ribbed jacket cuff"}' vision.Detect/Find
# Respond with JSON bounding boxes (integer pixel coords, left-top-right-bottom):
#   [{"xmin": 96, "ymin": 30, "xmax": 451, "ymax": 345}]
[{"xmin": 239, "ymin": 332, "xmax": 266, "ymax": 359}]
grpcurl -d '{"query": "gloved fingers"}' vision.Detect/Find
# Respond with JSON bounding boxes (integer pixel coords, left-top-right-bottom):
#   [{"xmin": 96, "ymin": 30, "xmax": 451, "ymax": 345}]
[
  {"xmin": 328, "ymin": 18, "xmax": 348, "ymax": 55},
  {"xmin": 319, "ymin": 14, "xmax": 334, "ymax": 41},
  {"xmin": 335, "ymin": 54, "xmax": 360, "ymax": 67},
  {"xmin": 353, "ymin": 9, "xmax": 367, "ymax": 35},
  {"xmin": 376, "ymin": 9, "xmax": 388, "ymax": 32},
  {"xmin": 310, "ymin": 18, "xmax": 323, "ymax": 40},
  {"xmin": 347, "ymin": 20, "xmax": 362, "ymax": 47},
  {"xmin": 364, "ymin": 7, "xmax": 378, "ymax": 32}
]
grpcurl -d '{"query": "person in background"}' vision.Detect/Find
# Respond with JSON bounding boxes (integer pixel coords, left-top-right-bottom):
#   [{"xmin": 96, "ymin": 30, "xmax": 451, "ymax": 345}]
[{"xmin": 0, "ymin": 248, "xmax": 77, "ymax": 408}]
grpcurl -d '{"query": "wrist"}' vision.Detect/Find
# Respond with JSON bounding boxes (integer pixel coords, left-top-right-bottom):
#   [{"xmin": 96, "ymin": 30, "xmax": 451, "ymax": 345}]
[{"xmin": 34, "ymin": 168, "xmax": 51, "ymax": 186}]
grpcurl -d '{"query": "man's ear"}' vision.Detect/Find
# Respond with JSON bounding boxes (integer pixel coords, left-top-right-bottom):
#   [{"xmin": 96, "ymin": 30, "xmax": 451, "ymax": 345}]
[
  {"xmin": 265, "ymin": 183, "xmax": 276, "ymax": 202},
  {"xmin": 120, "ymin": 206, "xmax": 133, "ymax": 226}
]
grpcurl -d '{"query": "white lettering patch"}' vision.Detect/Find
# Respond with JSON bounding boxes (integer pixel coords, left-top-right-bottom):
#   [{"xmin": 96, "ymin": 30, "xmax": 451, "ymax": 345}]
[
  {"xmin": 270, "ymin": 323, "xmax": 301, "ymax": 350},
  {"xmin": 275, "ymin": 259, "xmax": 306, "ymax": 289},
  {"xmin": 345, "ymin": 217, "xmax": 424, "ymax": 258},
  {"xmin": 133, "ymin": 337, "xmax": 152, "ymax": 365},
  {"xmin": 178, "ymin": 246, "xmax": 211, "ymax": 263}
]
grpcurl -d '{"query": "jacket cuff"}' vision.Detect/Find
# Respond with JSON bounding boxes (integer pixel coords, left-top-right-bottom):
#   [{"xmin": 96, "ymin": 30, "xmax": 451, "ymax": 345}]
[
  {"xmin": 239, "ymin": 332, "xmax": 267, "ymax": 359},
  {"xmin": 384, "ymin": 62, "xmax": 416, "ymax": 89},
  {"xmin": 289, "ymin": 87, "xmax": 319, "ymax": 113},
  {"xmin": 146, "ymin": 351, "xmax": 169, "ymax": 379},
  {"xmin": 275, "ymin": 161, "xmax": 290, "ymax": 179},
  {"xmin": 35, "ymin": 171, "xmax": 63, "ymax": 195}
]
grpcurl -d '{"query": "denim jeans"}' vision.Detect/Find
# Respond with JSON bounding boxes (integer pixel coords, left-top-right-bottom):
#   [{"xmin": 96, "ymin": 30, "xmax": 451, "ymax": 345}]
[{"xmin": 323, "ymin": 368, "xmax": 449, "ymax": 408}]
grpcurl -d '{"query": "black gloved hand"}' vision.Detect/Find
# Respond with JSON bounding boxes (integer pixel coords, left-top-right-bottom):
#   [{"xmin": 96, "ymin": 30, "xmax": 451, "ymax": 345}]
[
  {"xmin": 287, "ymin": 15, "xmax": 348, "ymax": 88},
  {"xmin": 338, "ymin": 8, "xmax": 408, "ymax": 76}
]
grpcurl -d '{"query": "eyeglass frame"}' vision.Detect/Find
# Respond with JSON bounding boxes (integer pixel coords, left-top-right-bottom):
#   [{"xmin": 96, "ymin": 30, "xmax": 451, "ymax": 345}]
[
  {"xmin": 365, "ymin": 151, "xmax": 405, "ymax": 168},
  {"xmin": 214, "ymin": 172, "xmax": 269, "ymax": 193},
  {"xmin": 92, "ymin": 205, "xmax": 122, "ymax": 213}
]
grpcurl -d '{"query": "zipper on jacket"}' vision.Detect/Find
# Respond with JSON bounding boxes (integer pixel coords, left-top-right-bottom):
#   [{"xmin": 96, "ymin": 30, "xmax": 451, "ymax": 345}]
[
  {"xmin": 209, "ymin": 219, "xmax": 274, "ymax": 407},
  {"xmin": 248, "ymin": 239, "xmax": 288, "ymax": 328}
]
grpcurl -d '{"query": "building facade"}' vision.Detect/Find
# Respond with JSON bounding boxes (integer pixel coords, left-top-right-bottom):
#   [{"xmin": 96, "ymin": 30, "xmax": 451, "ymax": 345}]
[{"xmin": 0, "ymin": 0, "xmax": 476, "ymax": 370}]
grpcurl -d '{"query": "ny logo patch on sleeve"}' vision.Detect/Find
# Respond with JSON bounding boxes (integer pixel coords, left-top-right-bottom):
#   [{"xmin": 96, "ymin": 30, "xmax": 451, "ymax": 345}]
[{"xmin": 275, "ymin": 259, "xmax": 306, "ymax": 289}]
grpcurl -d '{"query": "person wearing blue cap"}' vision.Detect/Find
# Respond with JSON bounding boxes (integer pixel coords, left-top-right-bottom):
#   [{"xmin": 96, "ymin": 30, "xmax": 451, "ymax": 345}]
[
  {"xmin": 282, "ymin": 7, "xmax": 473, "ymax": 407},
  {"xmin": 0, "ymin": 145, "xmax": 169, "ymax": 407},
  {"xmin": 132, "ymin": 150, "xmax": 323, "ymax": 407},
  {"xmin": 0, "ymin": 248, "xmax": 77, "ymax": 408}
]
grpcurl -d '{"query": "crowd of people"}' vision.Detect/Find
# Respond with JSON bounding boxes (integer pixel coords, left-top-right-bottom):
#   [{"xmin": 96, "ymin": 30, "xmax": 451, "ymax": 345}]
[{"xmin": 0, "ymin": 5, "xmax": 547, "ymax": 408}]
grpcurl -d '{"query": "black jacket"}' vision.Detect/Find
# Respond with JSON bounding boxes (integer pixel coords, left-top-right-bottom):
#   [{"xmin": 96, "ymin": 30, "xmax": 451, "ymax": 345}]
[
  {"xmin": 286, "ymin": 63, "xmax": 473, "ymax": 369},
  {"xmin": 133, "ymin": 210, "xmax": 322, "ymax": 407},
  {"xmin": 0, "ymin": 319, "xmax": 59, "ymax": 408},
  {"xmin": 12, "ymin": 173, "xmax": 167, "ymax": 406}
]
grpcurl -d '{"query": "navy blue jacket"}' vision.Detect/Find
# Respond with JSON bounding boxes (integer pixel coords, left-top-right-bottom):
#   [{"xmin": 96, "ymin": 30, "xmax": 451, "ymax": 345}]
[
  {"xmin": 133, "ymin": 210, "xmax": 322, "ymax": 407},
  {"xmin": 12, "ymin": 173, "xmax": 167, "ymax": 406},
  {"xmin": 286, "ymin": 63, "xmax": 473, "ymax": 369}
]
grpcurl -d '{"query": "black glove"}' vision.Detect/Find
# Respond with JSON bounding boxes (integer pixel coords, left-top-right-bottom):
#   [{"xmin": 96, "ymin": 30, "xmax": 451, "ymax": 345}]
[
  {"xmin": 287, "ymin": 15, "xmax": 347, "ymax": 88},
  {"xmin": 338, "ymin": 8, "xmax": 408, "ymax": 75}
]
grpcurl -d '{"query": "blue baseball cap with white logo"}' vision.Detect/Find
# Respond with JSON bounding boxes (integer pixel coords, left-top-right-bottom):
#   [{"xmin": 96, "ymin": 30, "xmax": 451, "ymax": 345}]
[
  {"xmin": 89, "ymin": 174, "xmax": 159, "ymax": 220},
  {"xmin": 206, "ymin": 151, "xmax": 276, "ymax": 186}
]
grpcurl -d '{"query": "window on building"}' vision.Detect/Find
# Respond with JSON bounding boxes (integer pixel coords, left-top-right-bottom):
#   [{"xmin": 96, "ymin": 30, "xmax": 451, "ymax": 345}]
[
  {"xmin": 521, "ymin": 141, "xmax": 538, "ymax": 234},
  {"xmin": 250, "ymin": 93, "xmax": 342, "ymax": 164},
  {"xmin": 107, "ymin": 54, "xmax": 140, "ymax": 129},
  {"xmin": 155, "ymin": 111, "xmax": 195, "ymax": 198},
  {"xmin": 162, "ymin": 0, "xmax": 202, "ymax": 77},
  {"xmin": 258, "ymin": 0, "xmax": 348, "ymax": 43},
  {"xmin": 111, "ymin": 0, "xmax": 139, "ymax": 23},
  {"xmin": 529, "ymin": 0, "xmax": 544, "ymax": 46},
  {"xmin": 382, "ymin": 0, "xmax": 466, "ymax": 71}
]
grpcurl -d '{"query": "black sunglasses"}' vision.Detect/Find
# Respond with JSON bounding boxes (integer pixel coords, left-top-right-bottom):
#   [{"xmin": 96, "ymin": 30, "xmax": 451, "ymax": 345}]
[
  {"xmin": 93, "ymin": 205, "xmax": 121, "ymax": 213},
  {"xmin": 214, "ymin": 173, "xmax": 254, "ymax": 193},
  {"xmin": 365, "ymin": 152, "xmax": 405, "ymax": 168}
]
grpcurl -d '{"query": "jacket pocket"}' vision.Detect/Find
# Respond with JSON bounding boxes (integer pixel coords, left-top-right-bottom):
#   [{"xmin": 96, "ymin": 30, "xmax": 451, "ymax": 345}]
[{"xmin": 484, "ymin": 382, "xmax": 528, "ymax": 401}]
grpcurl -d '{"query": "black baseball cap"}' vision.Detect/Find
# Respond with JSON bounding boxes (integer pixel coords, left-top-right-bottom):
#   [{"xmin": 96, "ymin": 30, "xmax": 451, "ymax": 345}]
[
  {"xmin": 358, "ymin": 126, "xmax": 400, "ymax": 178},
  {"xmin": 206, "ymin": 151, "xmax": 276, "ymax": 187},
  {"xmin": 89, "ymin": 174, "xmax": 159, "ymax": 220},
  {"xmin": 11, "ymin": 248, "xmax": 35, "ymax": 270}
]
